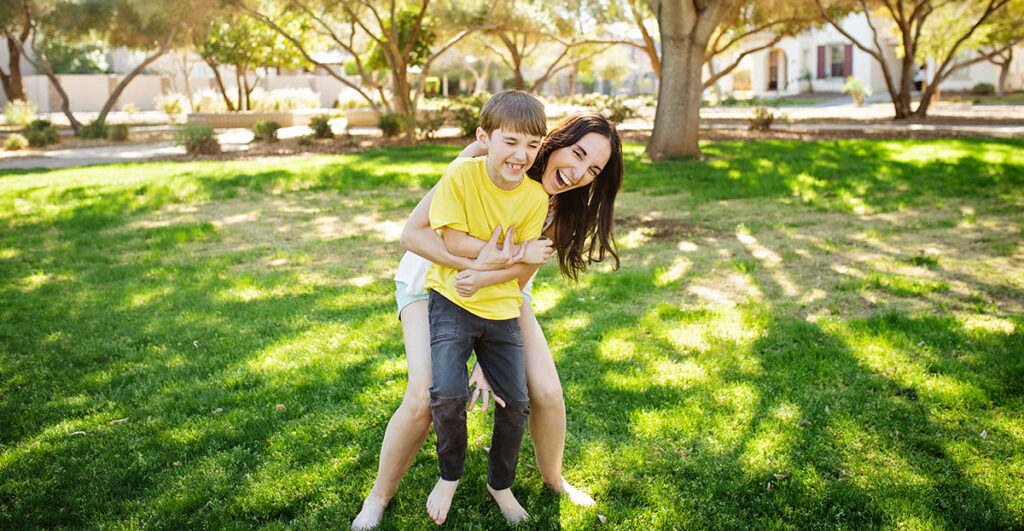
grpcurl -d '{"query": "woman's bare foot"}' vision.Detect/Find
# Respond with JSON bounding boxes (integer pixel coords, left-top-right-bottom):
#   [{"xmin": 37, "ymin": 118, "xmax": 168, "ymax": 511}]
[
  {"xmin": 486, "ymin": 484, "xmax": 530, "ymax": 523},
  {"xmin": 351, "ymin": 494, "xmax": 388, "ymax": 530},
  {"xmin": 548, "ymin": 477, "xmax": 596, "ymax": 507},
  {"xmin": 426, "ymin": 478, "xmax": 459, "ymax": 525}
]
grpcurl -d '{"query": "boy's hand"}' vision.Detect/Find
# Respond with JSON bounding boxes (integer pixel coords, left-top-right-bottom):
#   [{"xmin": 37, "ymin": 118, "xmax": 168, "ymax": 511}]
[
  {"xmin": 473, "ymin": 225, "xmax": 525, "ymax": 270},
  {"xmin": 522, "ymin": 237, "xmax": 553, "ymax": 265},
  {"xmin": 454, "ymin": 269, "xmax": 486, "ymax": 298},
  {"xmin": 468, "ymin": 363, "xmax": 505, "ymax": 412}
]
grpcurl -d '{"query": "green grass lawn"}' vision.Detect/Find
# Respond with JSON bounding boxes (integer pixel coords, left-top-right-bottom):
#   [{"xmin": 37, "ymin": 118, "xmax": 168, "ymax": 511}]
[{"xmin": 2, "ymin": 139, "xmax": 1023, "ymax": 529}]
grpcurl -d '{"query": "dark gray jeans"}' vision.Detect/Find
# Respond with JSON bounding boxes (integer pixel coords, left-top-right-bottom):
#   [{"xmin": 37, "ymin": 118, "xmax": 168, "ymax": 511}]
[{"xmin": 428, "ymin": 290, "xmax": 530, "ymax": 490}]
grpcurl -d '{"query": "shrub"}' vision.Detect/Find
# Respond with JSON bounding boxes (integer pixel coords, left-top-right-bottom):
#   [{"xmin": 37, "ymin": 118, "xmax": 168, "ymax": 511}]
[
  {"xmin": 80, "ymin": 119, "xmax": 109, "ymax": 139},
  {"xmin": 309, "ymin": 114, "xmax": 334, "ymax": 139},
  {"xmin": 843, "ymin": 76, "xmax": 872, "ymax": 106},
  {"xmin": 252, "ymin": 120, "xmax": 281, "ymax": 142},
  {"xmin": 251, "ymin": 87, "xmax": 320, "ymax": 111},
  {"xmin": 173, "ymin": 124, "xmax": 220, "ymax": 154},
  {"xmin": 971, "ymin": 82, "xmax": 995, "ymax": 95},
  {"xmin": 297, "ymin": 135, "xmax": 314, "ymax": 147},
  {"xmin": 574, "ymin": 93, "xmax": 640, "ymax": 123},
  {"xmin": 4, "ymin": 133, "xmax": 29, "ymax": 151},
  {"xmin": 377, "ymin": 112, "xmax": 406, "ymax": 138},
  {"xmin": 424, "ymin": 76, "xmax": 440, "ymax": 96},
  {"xmin": 109, "ymin": 124, "xmax": 129, "ymax": 141},
  {"xmin": 416, "ymin": 112, "xmax": 446, "ymax": 139},
  {"xmin": 448, "ymin": 93, "xmax": 489, "ymax": 137},
  {"xmin": 747, "ymin": 105, "xmax": 776, "ymax": 131},
  {"xmin": 3, "ymin": 99, "xmax": 38, "ymax": 126},
  {"xmin": 155, "ymin": 93, "xmax": 186, "ymax": 122},
  {"xmin": 23, "ymin": 119, "xmax": 60, "ymax": 147}
]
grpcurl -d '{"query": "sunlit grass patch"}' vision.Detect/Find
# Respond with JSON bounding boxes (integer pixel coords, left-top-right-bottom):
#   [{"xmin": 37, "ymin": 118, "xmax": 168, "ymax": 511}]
[{"xmin": 2, "ymin": 139, "xmax": 1024, "ymax": 528}]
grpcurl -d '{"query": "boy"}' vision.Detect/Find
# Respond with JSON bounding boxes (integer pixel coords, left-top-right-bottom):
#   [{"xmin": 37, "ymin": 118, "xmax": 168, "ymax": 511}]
[{"xmin": 423, "ymin": 90, "xmax": 549, "ymax": 525}]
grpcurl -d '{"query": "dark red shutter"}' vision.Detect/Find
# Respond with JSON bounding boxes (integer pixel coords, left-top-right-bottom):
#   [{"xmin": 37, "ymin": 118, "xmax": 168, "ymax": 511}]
[
  {"xmin": 817, "ymin": 46, "xmax": 826, "ymax": 79},
  {"xmin": 844, "ymin": 44, "xmax": 853, "ymax": 77}
]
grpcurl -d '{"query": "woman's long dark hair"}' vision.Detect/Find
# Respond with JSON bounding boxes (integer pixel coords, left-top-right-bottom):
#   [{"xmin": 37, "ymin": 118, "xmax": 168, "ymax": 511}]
[{"xmin": 527, "ymin": 112, "xmax": 623, "ymax": 281}]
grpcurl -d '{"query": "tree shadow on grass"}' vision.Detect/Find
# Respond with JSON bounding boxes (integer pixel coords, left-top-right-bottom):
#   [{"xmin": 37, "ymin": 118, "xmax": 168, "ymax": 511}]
[
  {"xmin": 0, "ymin": 206, "xmax": 417, "ymax": 527},
  {"xmin": 520, "ymin": 216, "xmax": 1023, "ymax": 528}
]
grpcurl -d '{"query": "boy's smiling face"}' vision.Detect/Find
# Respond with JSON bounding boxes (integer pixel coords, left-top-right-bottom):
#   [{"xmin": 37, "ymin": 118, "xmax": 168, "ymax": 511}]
[{"xmin": 477, "ymin": 127, "xmax": 542, "ymax": 191}]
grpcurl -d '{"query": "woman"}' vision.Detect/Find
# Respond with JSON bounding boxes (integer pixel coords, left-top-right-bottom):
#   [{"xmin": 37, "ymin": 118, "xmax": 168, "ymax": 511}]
[{"xmin": 352, "ymin": 112, "xmax": 624, "ymax": 529}]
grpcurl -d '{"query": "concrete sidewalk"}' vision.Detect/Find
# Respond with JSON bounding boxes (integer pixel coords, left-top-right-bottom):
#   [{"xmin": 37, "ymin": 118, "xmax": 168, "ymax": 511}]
[{"xmin": 3, "ymin": 103, "xmax": 1022, "ymax": 171}]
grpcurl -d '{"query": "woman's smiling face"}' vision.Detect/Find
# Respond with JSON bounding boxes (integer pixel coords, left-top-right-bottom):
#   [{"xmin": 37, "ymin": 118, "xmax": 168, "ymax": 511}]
[{"xmin": 540, "ymin": 132, "xmax": 612, "ymax": 196}]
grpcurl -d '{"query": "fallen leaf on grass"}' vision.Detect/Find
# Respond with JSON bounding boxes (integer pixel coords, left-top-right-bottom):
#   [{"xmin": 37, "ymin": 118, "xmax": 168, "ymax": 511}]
[
  {"xmin": 766, "ymin": 481, "xmax": 773, "ymax": 490},
  {"xmin": 675, "ymin": 450, "xmax": 689, "ymax": 457},
  {"xmin": 172, "ymin": 461, "xmax": 181, "ymax": 467},
  {"xmin": 275, "ymin": 404, "xmax": 286, "ymax": 412},
  {"xmin": 836, "ymin": 467, "xmax": 850, "ymax": 476},
  {"xmin": 773, "ymin": 472, "xmax": 790, "ymax": 480},
  {"xmin": 598, "ymin": 515, "xmax": 607, "ymax": 524},
  {"xmin": 525, "ymin": 464, "xmax": 536, "ymax": 470},
  {"xmin": 799, "ymin": 420, "xmax": 812, "ymax": 426},
  {"xmin": 110, "ymin": 418, "xmax": 128, "ymax": 424},
  {"xmin": 70, "ymin": 431, "xmax": 86, "ymax": 436},
  {"xmin": 193, "ymin": 340, "xmax": 199, "ymax": 348},
  {"xmin": 981, "ymin": 430, "xmax": 988, "ymax": 439}
]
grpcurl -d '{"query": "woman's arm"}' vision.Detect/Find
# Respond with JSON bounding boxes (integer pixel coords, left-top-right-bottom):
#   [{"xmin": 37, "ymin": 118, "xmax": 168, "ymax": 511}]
[{"xmin": 457, "ymin": 140, "xmax": 487, "ymax": 159}]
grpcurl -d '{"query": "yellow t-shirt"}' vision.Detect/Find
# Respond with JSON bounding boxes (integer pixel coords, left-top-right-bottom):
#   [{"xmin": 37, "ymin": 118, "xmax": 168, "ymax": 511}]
[{"xmin": 424, "ymin": 156, "xmax": 549, "ymax": 320}]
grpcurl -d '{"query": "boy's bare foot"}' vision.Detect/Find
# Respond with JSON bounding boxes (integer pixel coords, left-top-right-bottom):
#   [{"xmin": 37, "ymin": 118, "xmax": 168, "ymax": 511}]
[
  {"xmin": 351, "ymin": 494, "xmax": 388, "ymax": 530},
  {"xmin": 549, "ymin": 477, "xmax": 596, "ymax": 507},
  {"xmin": 426, "ymin": 478, "xmax": 459, "ymax": 525},
  {"xmin": 486, "ymin": 484, "xmax": 530, "ymax": 523}
]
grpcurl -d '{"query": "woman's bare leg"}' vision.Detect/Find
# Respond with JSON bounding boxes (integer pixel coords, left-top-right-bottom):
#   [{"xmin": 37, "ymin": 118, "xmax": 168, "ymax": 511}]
[
  {"xmin": 352, "ymin": 300, "xmax": 433, "ymax": 530},
  {"xmin": 519, "ymin": 302, "xmax": 596, "ymax": 507}
]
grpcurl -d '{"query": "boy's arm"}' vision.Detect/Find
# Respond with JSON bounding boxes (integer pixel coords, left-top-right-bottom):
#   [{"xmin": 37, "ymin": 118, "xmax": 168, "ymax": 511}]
[
  {"xmin": 402, "ymin": 185, "xmax": 518, "ymax": 271},
  {"xmin": 453, "ymin": 263, "xmax": 542, "ymax": 298},
  {"xmin": 443, "ymin": 225, "xmax": 525, "ymax": 263}
]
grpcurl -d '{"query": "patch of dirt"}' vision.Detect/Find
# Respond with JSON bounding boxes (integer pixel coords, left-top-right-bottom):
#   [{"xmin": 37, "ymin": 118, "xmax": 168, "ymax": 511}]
[{"xmin": 616, "ymin": 215, "xmax": 718, "ymax": 241}]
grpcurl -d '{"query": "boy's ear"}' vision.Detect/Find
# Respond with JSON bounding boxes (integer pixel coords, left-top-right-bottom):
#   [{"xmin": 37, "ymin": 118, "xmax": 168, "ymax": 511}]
[{"xmin": 475, "ymin": 127, "xmax": 489, "ymax": 147}]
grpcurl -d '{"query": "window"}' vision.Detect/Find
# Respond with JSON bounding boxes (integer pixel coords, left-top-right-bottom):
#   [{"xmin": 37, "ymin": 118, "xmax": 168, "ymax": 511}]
[
  {"xmin": 818, "ymin": 44, "xmax": 852, "ymax": 79},
  {"xmin": 829, "ymin": 45, "xmax": 845, "ymax": 78}
]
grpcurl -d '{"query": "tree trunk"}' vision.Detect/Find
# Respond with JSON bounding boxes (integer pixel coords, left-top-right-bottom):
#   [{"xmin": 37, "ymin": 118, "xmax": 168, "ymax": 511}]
[
  {"xmin": 21, "ymin": 33, "xmax": 83, "ymax": 133},
  {"xmin": 181, "ymin": 51, "xmax": 194, "ymax": 112},
  {"xmin": 96, "ymin": 30, "xmax": 175, "ymax": 123},
  {"xmin": 2, "ymin": 35, "xmax": 27, "ymax": 102},
  {"xmin": 205, "ymin": 58, "xmax": 235, "ymax": 111},
  {"xmin": 646, "ymin": 0, "xmax": 735, "ymax": 160},
  {"xmin": 235, "ymin": 69, "xmax": 244, "ymax": 111},
  {"xmin": 648, "ymin": 37, "xmax": 704, "ymax": 160},
  {"xmin": 569, "ymin": 64, "xmax": 578, "ymax": 98},
  {"xmin": 997, "ymin": 61, "xmax": 1008, "ymax": 98},
  {"xmin": 893, "ymin": 55, "xmax": 916, "ymax": 119}
]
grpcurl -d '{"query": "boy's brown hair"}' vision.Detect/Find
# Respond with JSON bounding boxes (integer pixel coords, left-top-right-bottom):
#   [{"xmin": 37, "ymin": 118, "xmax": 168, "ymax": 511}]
[{"xmin": 479, "ymin": 90, "xmax": 546, "ymax": 138}]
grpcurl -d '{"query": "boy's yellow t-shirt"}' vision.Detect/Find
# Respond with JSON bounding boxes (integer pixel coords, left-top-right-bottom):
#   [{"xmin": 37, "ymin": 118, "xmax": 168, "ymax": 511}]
[{"xmin": 424, "ymin": 156, "xmax": 549, "ymax": 320}]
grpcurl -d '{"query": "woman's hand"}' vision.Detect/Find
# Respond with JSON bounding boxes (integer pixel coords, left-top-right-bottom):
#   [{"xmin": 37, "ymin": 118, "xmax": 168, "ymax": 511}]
[
  {"xmin": 472, "ymin": 225, "xmax": 525, "ymax": 271},
  {"xmin": 522, "ymin": 237, "xmax": 553, "ymax": 265},
  {"xmin": 468, "ymin": 363, "xmax": 505, "ymax": 412}
]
